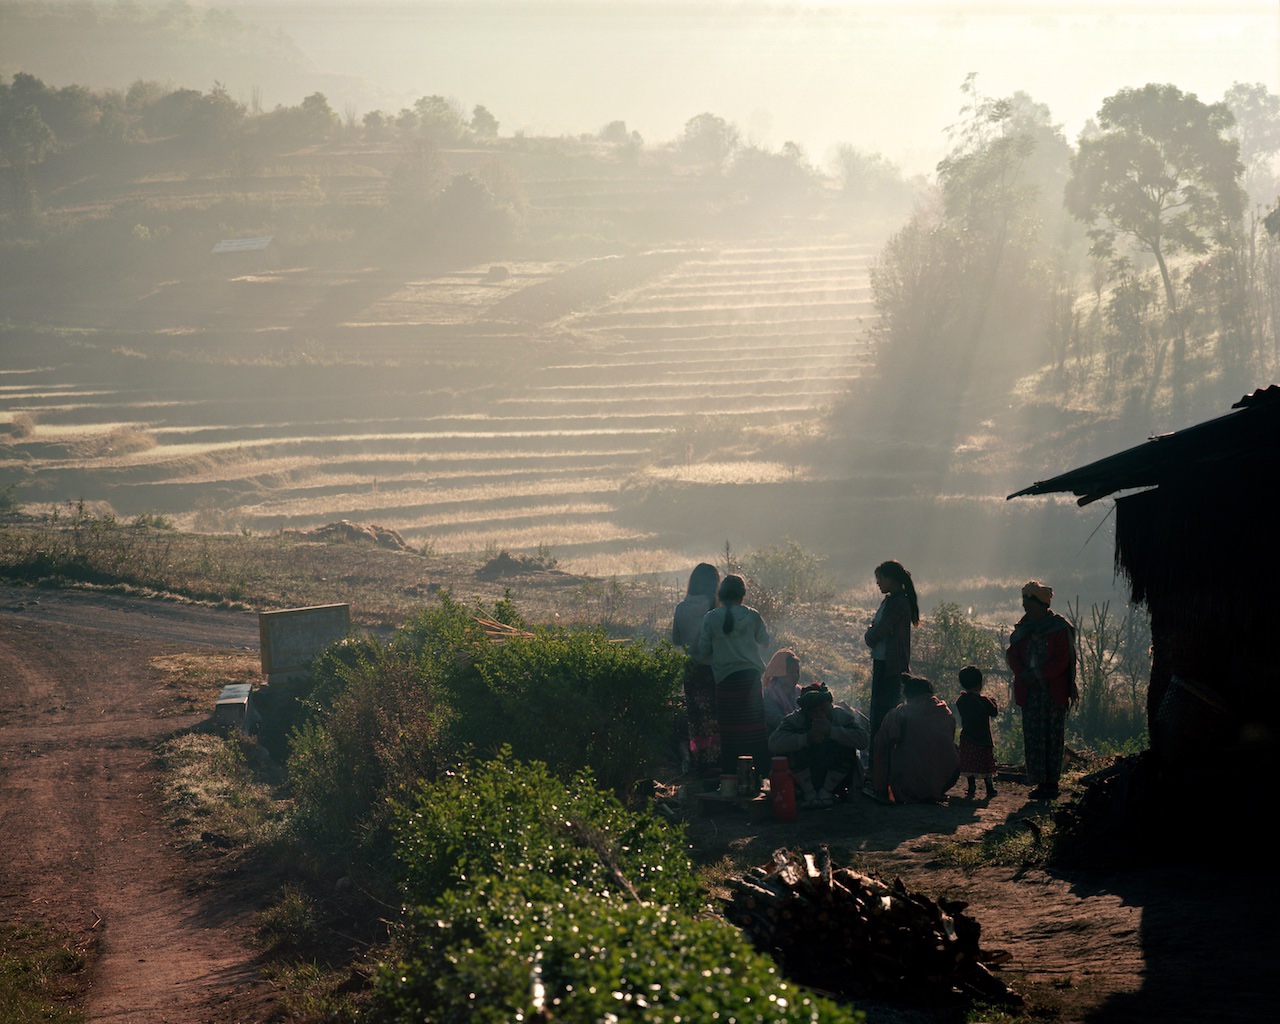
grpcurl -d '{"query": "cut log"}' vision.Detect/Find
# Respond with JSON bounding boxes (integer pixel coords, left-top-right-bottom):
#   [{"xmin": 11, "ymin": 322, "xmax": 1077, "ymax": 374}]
[{"xmin": 724, "ymin": 847, "xmax": 1022, "ymax": 1010}]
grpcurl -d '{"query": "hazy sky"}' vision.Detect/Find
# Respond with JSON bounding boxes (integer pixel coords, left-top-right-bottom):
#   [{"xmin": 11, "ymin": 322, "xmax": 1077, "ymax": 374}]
[{"xmin": 229, "ymin": 0, "xmax": 1280, "ymax": 176}]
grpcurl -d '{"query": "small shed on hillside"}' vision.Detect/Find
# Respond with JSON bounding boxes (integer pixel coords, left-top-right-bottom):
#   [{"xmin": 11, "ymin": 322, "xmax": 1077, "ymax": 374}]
[{"xmin": 1007, "ymin": 386, "xmax": 1280, "ymax": 774}]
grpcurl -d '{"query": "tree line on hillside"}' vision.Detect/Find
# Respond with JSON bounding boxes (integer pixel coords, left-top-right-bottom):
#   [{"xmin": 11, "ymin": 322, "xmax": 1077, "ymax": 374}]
[
  {"xmin": 844, "ymin": 75, "xmax": 1280, "ymax": 441},
  {"xmin": 4, "ymin": 65, "xmax": 1278, "ymax": 435},
  {"xmin": 0, "ymin": 70, "xmax": 920, "ymax": 250}
]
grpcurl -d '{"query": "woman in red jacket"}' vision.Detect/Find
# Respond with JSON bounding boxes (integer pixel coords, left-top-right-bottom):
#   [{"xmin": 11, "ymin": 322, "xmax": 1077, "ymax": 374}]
[{"xmin": 1006, "ymin": 580, "xmax": 1076, "ymax": 800}]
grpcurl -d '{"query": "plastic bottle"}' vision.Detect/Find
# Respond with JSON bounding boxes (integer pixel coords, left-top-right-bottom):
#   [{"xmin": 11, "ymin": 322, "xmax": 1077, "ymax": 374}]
[{"xmin": 769, "ymin": 755, "xmax": 797, "ymax": 821}]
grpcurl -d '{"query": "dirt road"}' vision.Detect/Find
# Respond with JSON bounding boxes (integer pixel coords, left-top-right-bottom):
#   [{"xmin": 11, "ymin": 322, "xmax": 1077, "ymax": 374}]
[
  {"xmin": 0, "ymin": 585, "xmax": 278, "ymax": 1023},
  {"xmin": 687, "ymin": 763, "xmax": 1277, "ymax": 1023},
  {"xmin": 2, "ymin": 583, "xmax": 1275, "ymax": 1023}
]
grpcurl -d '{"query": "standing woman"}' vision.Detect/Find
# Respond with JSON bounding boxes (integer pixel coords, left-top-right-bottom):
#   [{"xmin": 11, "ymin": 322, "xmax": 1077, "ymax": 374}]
[
  {"xmin": 672, "ymin": 562, "xmax": 721, "ymax": 777},
  {"xmin": 698, "ymin": 574, "xmax": 771, "ymax": 775},
  {"xmin": 1006, "ymin": 580, "xmax": 1075, "ymax": 800},
  {"xmin": 864, "ymin": 559, "xmax": 920, "ymax": 743}
]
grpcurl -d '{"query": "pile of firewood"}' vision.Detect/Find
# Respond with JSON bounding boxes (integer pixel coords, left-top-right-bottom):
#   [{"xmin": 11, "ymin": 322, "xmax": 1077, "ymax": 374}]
[{"xmin": 722, "ymin": 846, "xmax": 1021, "ymax": 1008}]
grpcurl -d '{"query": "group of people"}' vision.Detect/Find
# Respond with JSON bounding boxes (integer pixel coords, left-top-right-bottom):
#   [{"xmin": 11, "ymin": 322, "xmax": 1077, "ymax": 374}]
[{"xmin": 673, "ymin": 560, "xmax": 1074, "ymax": 809}]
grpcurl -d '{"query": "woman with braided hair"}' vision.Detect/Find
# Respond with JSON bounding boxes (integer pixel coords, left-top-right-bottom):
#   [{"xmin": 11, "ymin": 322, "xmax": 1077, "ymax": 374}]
[
  {"xmin": 864, "ymin": 559, "xmax": 920, "ymax": 742},
  {"xmin": 697, "ymin": 574, "xmax": 771, "ymax": 775}
]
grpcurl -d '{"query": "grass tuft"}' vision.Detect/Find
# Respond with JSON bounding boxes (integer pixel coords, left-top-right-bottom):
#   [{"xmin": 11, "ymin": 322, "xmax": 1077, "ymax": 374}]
[
  {"xmin": 0, "ymin": 924, "xmax": 92, "ymax": 1024},
  {"xmin": 934, "ymin": 813, "xmax": 1058, "ymax": 870},
  {"xmin": 155, "ymin": 731, "xmax": 287, "ymax": 851}
]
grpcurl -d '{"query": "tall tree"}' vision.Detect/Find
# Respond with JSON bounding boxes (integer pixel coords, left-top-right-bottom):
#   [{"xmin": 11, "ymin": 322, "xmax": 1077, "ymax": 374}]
[
  {"xmin": 470, "ymin": 104, "xmax": 499, "ymax": 139},
  {"xmin": 0, "ymin": 102, "xmax": 55, "ymax": 229},
  {"xmin": 863, "ymin": 79, "xmax": 1070, "ymax": 437},
  {"xmin": 1065, "ymin": 84, "xmax": 1245, "ymax": 384},
  {"xmin": 1223, "ymin": 82, "xmax": 1280, "ymax": 208},
  {"xmin": 679, "ymin": 112, "xmax": 738, "ymax": 174},
  {"xmin": 930, "ymin": 79, "xmax": 1067, "ymax": 385},
  {"xmin": 412, "ymin": 95, "xmax": 466, "ymax": 142}
]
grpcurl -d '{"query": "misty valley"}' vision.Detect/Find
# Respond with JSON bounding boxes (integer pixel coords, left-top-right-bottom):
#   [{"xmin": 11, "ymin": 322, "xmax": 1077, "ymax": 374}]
[{"xmin": 3, "ymin": 4, "xmax": 1280, "ymax": 1023}]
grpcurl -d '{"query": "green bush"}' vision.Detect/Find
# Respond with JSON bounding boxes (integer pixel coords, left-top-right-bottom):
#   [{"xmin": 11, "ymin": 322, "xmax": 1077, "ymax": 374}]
[
  {"xmin": 388, "ymin": 593, "xmax": 492, "ymax": 670},
  {"xmin": 376, "ymin": 756, "xmax": 860, "ymax": 1024},
  {"xmin": 376, "ymin": 878, "xmax": 860, "ymax": 1024},
  {"xmin": 288, "ymin": 649, "xmax": 453, "ymax": 855},
  {"xmin": 305, "ymin": 633, "xmax": 390, "ymax": 712},
  {"xmin": 914, "ymin": 602, "xmax": 1004, "ymax": 684},
  {"xmin": 390, "ymin": 754, "xmax": 699, "ymax": 909},
  {"xmin": 741, "ymin": 537, "xmax": 834, "ymax": 610},
  {"xmin": 442, "ymin": 628, "xmax": 685, "ymax": 796},
  {"xmin": 284, "ymin": 596, "xmax": 486, "ymax": 853},
  {"xmin": 285, "ymin": 594, "xmax": 683, "ymax": 860}
]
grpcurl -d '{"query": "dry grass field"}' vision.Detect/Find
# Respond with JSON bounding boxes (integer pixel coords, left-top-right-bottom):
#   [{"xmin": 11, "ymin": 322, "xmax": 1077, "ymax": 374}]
[
  {"xmin": 1, "ymin": 231, "xmax": 880, "ymax": 579},
  {"xmin": 0, "ymin": 131, "xmax": 1134, "ymax": 615}
]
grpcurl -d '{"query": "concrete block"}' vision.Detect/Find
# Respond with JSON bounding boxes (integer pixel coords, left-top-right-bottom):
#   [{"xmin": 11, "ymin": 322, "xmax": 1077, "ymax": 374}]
[{"xmin": 258, "ymin": 604, "xmax": 351, "ymax": 676}]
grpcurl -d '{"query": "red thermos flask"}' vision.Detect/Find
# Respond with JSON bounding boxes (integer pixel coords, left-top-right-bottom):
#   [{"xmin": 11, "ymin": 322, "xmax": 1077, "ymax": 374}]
[{"xmin": 770, "ymin": 756, "xmax": 797, "ymax": 821}]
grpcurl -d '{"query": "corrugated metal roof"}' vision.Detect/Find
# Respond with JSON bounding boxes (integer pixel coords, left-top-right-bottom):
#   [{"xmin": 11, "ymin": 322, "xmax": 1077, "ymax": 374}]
[{"xmin": 1007, "ymin": 385, "xmax": 1280, "ymax": 504}]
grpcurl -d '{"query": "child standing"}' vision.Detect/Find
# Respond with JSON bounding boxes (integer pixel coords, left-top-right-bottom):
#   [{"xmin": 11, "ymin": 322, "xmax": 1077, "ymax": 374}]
[{"xmin": 956, "ymin": 665, "xmax": 998, "ymax": 799}]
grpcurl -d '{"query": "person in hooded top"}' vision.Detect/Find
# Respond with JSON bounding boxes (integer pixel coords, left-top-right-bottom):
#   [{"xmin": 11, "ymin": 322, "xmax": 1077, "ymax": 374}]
[
  {"xmin": 871, "ymin": 674, "xmax": 960, "ymax": 804},
  {"xmin": 761, "ymin": 648, "xmax": 801, "ymax": 732}
]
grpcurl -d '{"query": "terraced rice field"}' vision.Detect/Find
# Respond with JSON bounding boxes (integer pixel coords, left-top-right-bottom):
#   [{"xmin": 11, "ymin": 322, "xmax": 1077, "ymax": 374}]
[{"xmin": 1, "ymin": 236, "xmax": 877, "ymax": 577}]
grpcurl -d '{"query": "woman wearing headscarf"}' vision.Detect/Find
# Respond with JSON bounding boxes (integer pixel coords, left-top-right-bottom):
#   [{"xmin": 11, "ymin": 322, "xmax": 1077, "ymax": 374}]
[
  {"xmin": 697, "ymin": 574, "xmax": 771, "ymax": 774},
  {"xmin": 1006, "ymin": 580, "xmax": 1076, "ymax": 800},
  {"xmin": 761, "ymin": 648, "xmax": 801, "ymax": 732},
  {"xmin": 672, "ymin": 562, "xmax": 721, "ymax": 777},
  {"xmin": 864, "ymin": 559, "xmax": 920, "ymax": 743}
]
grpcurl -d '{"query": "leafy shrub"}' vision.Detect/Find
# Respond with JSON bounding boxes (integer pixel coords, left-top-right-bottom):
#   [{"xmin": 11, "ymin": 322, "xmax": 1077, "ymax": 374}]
[
  {"xmin": 387, "ymin": 594, "xmax": 491, "ymax": 668},
  {"xmin": 442, "ymin": 627, "xmax": 685, "ymax": 795},
  {"xmin": 282, "ymin": 598, "xmax": 502, "ymax": 857},
  {"xmin": 741, "ymin": 537, "xmax": 834, "ymax": 610},
  {"xmin": 391, "ymin": 754, "xmax": 698, "ymax": 909},
  {"xmin": 305, "ymin": 633, "xmax": 391, "ymax": 712},
  {"xmin": 376, "ymin": 878, "xmax": 860, "ymax": 1024},
  {"xmin": 719, "ymin": 538, "xmax": 833, "ymax": 622},
  {"xmin": 288, "ymin": 650, "xmax": 454, "ymax": 856},
  {"xmin": 376, "ymin": 756, "xmax": 859, "ymax": 1024},
  {"xmin": 913, "ymin": 602, "xmax": 1004, "ymax": 684},
  {"xmin": 286, "ymin": 594, "xmax": 685, "ymax": 861}
]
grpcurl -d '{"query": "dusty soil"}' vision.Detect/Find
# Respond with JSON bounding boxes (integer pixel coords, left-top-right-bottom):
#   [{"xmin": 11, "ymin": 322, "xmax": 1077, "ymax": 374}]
[
  {"xmin": 686, "ymin": 781, "xmax": 1276, "ymax": 1023},
  {"xmin": 0, "ymin": 585, "xmax": 277, "ymax": 1023},
  {"xmin": 1, "ymin": 582, "xmax": 1274, "ymax": 1023}
]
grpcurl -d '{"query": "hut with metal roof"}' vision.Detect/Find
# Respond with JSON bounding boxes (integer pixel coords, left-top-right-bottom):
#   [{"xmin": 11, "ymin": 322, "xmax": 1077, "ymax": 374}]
[{"xmin": 1007, "ymin": 386, "xmax": 1280, "ymax": 786}]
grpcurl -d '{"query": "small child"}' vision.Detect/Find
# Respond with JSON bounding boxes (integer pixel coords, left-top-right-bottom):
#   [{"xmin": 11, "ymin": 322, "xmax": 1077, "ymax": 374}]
[{"xmin": 955, "ymin": 665, "xmax": 999, "ymax": 799}]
